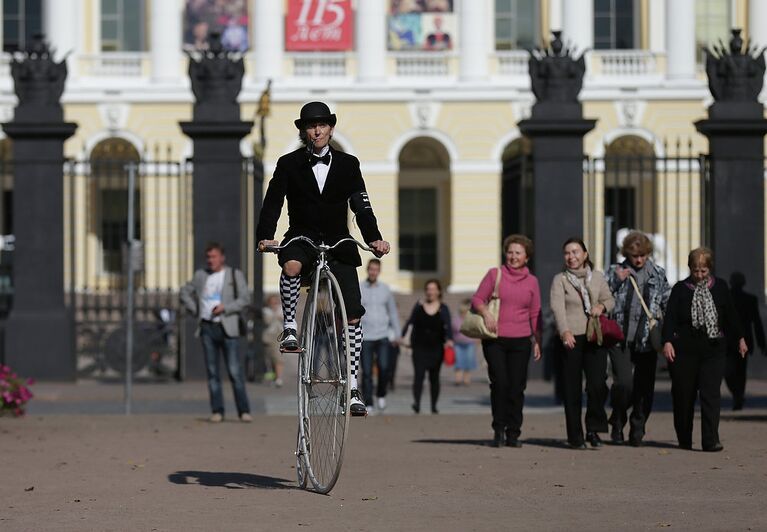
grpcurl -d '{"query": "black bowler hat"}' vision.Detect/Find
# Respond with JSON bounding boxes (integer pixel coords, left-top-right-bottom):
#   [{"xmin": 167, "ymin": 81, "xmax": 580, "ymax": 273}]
[{"xmin": 294, "ymin": 101, "xmax": 337, "ymax": 129}]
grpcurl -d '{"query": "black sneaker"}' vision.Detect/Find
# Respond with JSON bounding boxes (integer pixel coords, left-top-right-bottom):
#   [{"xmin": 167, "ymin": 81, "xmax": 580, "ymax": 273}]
[
  {"xmin": 349, "ymin": 389, "xmax": 367, "ymax": 417},
  {"xmin": 279, "ymin": 328, "xmax": 300, "ymax": 353},
  {"xmin": 586, "ymin": 432, "xmax": 603, "ymax": 448}
]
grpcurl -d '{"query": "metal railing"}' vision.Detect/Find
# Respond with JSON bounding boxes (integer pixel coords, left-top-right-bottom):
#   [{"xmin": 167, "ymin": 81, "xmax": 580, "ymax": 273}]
[
  {"xmin": 393, "ymin": 52, "xmax": 452, "ymax": 77},
  {"xmin": 496, "ymin": 51, "xmax": 529, "ymax": 76},
  {"xmin": 591, "ymin": 50, "xmax": 660, "ymax": 77},
  {"xmin": 79, "ymin": 53, "xmax": 147, "ymax": 77},
  {"xmin": 290, "ymin": 53, "xmax": 348, "ymax": 77}
]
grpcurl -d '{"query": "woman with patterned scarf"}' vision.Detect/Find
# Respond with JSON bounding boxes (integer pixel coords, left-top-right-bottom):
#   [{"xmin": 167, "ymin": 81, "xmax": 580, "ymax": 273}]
[
  {"xmin": 662, "ymin": 247, "xmax": 747, "ymax": 452},
  {"xmin": 605, "ymin": 231, "xmax": 671, "ymax": 447},
  {"xmin": 550, "ymin": 238, "xmax": 615, "ymax": 449}
]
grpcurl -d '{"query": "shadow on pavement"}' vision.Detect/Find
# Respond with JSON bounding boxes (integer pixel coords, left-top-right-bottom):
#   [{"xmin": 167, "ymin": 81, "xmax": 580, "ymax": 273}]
[
  {"xmin": 411, "ymin": 438, "xmax": 494, "ymax": 447},
  {"xmin": 168, "ymin": 470, "xmax": 295, "ymax": 490},
  {"xmin": 721, "ymin": 414, "xmax": 767, "ymax": 423}
]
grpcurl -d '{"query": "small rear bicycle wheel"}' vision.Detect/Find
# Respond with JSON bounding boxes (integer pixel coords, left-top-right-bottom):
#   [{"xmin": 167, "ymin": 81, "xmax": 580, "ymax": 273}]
[{"xmin": 296, "ymin": 268, "xmax": 350, "ymax": 494}]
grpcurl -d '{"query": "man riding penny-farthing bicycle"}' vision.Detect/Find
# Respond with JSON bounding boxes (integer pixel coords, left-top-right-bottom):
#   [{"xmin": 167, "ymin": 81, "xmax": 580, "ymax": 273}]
[{"xmin": 256, "ymin": 101, "xmax": 391, "ymax": 419}]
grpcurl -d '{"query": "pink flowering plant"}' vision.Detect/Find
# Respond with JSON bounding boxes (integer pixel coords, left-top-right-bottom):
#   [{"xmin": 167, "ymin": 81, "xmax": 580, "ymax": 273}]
[{"xmin": 0, "ymin": 365, "xmax": 34, "ymax": 417}]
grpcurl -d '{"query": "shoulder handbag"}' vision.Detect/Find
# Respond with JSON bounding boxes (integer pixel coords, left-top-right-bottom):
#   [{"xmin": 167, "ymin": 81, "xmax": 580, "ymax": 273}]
[
  {"xmin": 628, "ymin": 275, "xmax": 663, "ymax": 352},
  {"xmin": 571, "ymin": 277, "xmax": 624, "ymax": 347},
  {"xmin": 587, "ymin": 314, "xmax": 625, "ymax": 348},
  {"xmin": 460, "ymin": 267, "xmax": 502, "ymax": 340}
]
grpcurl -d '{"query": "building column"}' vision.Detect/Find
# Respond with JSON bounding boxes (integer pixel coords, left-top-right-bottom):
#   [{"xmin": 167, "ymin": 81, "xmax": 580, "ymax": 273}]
[
  {"xmin": 356, "ymin": 0, "xmax": 386, "ymax": 82},
  {"xmin": 648, "ymin": 0, "xmax": 665, "ymax": 52},
  {"xmin": 750, "ymin": 0, "xmax": 767, "ymax": 98},
  {"xmin": 665, "ymin": 0, "xmax": 695, "ymax": 80},
  {"xmin": 253, "ymin": 0, "xmax": 284, "ymax": 82},
  {"xmin": 459, "ymin": 0, "xmax": 488, "ymax": 81},
  {"xmin": 43, "ymin": 0, "xmax": 80, "ymax": 76},
  {"xmin": 548, "ymin": 0, "xmax": 563, "ymax": 31},
  {"xmin": 562, "ymin": 0, "xmax": 592, "ymax": 52},
  {"xmin": 151, "ymin": 0, "xmax": 182, "ymax": 83}
]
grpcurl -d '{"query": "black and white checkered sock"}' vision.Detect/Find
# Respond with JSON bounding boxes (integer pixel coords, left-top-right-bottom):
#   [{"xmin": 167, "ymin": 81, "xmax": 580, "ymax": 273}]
[
  {"xmin": 347, "ymin": 323, "xmax": 362, "ymax": 390},
  {"xmin": 280, "ymin": 272, "xmax": 301, "ymax": 330}
]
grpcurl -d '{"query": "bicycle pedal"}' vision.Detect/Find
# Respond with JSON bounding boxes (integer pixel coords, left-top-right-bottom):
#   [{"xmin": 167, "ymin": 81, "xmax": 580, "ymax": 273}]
[{"xmin": 280, "ymin": 346, "xmax": 304, "ymax": 354}]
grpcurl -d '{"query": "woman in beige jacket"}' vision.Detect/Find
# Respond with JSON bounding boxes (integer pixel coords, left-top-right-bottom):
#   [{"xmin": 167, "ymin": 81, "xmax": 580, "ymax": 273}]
[{"xmin": 550, "ymin": 237, "xmax": 615, "ymax": 449}]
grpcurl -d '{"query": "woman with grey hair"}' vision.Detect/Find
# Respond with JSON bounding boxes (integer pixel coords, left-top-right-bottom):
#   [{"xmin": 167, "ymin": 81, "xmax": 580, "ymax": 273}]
[{"xmin": 605, "ymin": 231, "xmax": 670, "ymax": 446}]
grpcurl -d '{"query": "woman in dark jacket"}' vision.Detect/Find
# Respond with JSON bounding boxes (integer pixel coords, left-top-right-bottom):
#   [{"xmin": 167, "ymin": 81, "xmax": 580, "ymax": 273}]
[
  {"xmin": 662, "ymin": 247, "xmax": 747, "ymax": 452},
  {"xmin": 402, "ymin": 279, "xmax": 453, "ymax": 414}
]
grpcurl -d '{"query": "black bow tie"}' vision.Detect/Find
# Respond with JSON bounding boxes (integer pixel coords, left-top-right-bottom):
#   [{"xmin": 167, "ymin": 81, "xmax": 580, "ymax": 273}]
[{"xmin": 310, "ymin": 153, "xmax": 331, "ymax": 167}]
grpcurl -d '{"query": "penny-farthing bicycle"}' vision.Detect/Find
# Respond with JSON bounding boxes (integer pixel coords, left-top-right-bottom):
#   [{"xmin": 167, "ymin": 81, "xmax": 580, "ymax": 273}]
[{"xmin": 261, "ymin": 236, "xmax": 375, "ymax": 494}]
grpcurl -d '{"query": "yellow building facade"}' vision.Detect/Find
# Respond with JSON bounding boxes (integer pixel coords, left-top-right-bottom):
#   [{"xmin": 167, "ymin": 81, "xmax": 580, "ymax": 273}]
[{"xmin": 1, "ymin": 0, "xmax": 765, "ymax": 296}]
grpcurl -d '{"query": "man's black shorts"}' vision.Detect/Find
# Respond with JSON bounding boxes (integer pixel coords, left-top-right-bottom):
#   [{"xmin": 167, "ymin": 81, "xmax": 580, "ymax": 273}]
[{"xmin": 278, "ymin": 240, "xmax": 365, "ymax": 321}]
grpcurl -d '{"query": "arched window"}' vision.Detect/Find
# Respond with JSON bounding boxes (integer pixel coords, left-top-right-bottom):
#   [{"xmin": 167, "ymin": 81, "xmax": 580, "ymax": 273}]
[
  {"xmin": 398, "ymin": 137, "xmax": 451, "ymax": 280},
  {"xmin": 603, "ymin": 135, "xmax": 656, "ymax": 257},
  {"xmin": 500, "ymin": 137, "xmax": 532, "ymax": 242},
  {"xmin": 90, "ymin": 138, "xmax": 141, "ymax": 276}
]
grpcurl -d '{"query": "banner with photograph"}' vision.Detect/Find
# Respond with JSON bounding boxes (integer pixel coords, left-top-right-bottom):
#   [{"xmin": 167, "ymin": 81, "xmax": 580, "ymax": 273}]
[
  {"xmin": 286, "ymin": 0, "xmax": 354, "ymax": 51},
  {"xmin": 388, "ymin": 0, "xmax": 455, "ymax": 51},
  {"xmin": 183, "ymin": 0, "xmax": 249, "ymax": 52}
]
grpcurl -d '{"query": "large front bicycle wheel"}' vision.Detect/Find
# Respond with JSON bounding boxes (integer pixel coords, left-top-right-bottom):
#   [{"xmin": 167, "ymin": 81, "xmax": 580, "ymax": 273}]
[{"xmin": 297, "ymin": 268, "xmax": 350, "ymax": 494}]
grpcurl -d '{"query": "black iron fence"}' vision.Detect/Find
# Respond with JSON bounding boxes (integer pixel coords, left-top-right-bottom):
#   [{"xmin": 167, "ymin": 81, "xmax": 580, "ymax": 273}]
[
  {"xmin": 64, "ymin": 157, "xmax": 193, "ymax": 378},
  {"xmin": 585, "ymin": 144, "xmax": 710, "ymax": 283}
]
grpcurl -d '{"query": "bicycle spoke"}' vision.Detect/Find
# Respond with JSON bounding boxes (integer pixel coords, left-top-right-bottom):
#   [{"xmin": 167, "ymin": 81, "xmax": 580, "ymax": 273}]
[{"xmin": 301, "ymin": 272, "xmax": 349, "ymax": 493}]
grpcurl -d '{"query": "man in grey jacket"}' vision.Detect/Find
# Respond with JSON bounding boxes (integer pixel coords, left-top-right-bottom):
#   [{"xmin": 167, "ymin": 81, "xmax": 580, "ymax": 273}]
[
  {"xmin": 359, "ymin": 259, "xmax": 400, "ymax": 413},
  {"xmin": 180, "ymin": 242, "xmax": 252, "ymax": 423}
]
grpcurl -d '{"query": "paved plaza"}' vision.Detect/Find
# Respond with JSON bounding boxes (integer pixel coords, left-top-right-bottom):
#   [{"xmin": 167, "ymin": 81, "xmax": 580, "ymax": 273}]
[{"xmin": 2, "ymin": 365, "xmax": 767, "ymax": 531}]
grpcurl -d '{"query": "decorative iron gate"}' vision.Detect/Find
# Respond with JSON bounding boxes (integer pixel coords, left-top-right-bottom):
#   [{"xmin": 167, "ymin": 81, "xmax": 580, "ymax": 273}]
[
  {"xmin": 585, "ymin": 142, "xmax": 711, "ymax": 283},
  {"xmin": 65, "ymin": 155, "xmax": 193, "ymax": 378},
  {"xmin": 63, "ymin": 152, "xmax": 263, "ymax": 379}
]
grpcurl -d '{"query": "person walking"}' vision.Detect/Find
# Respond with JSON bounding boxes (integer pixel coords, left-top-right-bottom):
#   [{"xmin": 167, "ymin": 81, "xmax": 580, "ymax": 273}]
[
  {"xmin": 402, "ymin": 279, "xmax": 453, "ymax": 414},
  {"xmin": 550, "ymin": 237, "xmax": 615, "ymax": 449},
  {"xmin": 605, "ymin": 231, "xmax": 671, "ymax": 446},
  {"xmin": 662, "ymin": 248, "xmax": 747, "ymax": 451},
  {"xmin": 451, "ymin": 300, "xmax": 478, "ymax": 386},
  {"xmin": 359, "ymin": 258, "xmax": 401, "ymax": 414},
  {"xmin": 256, "ymin": 101, "xmax": 391, "ymax": 417},
  {"xmin": 724, "ymin": 272, "xmax": 765, "ymax": 410},
  {"xmin": 471, "ymin": 234, "xmax": 542, "ymax": 448},
  {"xmin": 180, "ymin": 242, "xmax": 252, "ymax": 423}
]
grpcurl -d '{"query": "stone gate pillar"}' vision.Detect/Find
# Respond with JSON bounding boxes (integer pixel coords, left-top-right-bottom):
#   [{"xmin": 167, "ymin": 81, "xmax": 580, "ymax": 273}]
[
  {"xmin": 518, "ymin": 32, "xmax": 597, "ymax": 306},
  {"xmin": 179, "ymin": 34, "xmax": 254, "ymax": 379},
  {"xmin": 2, "ymin": 35, "xmax": 78, "ymax": 380},
  {"xmin": 695, "ymin": 29, "xmax": 767, "ymax": 303}
]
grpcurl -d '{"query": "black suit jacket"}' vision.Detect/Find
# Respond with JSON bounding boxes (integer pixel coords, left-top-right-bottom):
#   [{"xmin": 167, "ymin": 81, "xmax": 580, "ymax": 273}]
[{"xmin": 256, "ymin": 146, "xmax": 383, "ymax": 266}]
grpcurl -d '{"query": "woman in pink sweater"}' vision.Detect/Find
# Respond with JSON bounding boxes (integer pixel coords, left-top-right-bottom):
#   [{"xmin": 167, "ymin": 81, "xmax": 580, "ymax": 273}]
[{"xmin": 471, "ymin": 234, "xmax": 542, "ymax": 448}]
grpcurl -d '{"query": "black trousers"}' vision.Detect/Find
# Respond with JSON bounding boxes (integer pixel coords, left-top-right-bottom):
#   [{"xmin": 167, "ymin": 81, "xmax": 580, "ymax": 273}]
[
  {"xmin": 724, "ymin": 350, "xmax": 748, "ymax": 405},
  {"xmin": 563, "ymin": 335, "xmax": 609, "ymax": 443},
  {"xmin": 482, "ymin": 337, "xmax": 532, "ymax": 437},
  {"xmin": 669, "ymin": 336, "xmax": 726, "ymax": 448},
  {"xmin": 412, "ymin": 346, "xmax": 442, "ymax": 410},
  {"xmin": 608, "ymin": 344, "xmax": 658, "ymax": 440}
]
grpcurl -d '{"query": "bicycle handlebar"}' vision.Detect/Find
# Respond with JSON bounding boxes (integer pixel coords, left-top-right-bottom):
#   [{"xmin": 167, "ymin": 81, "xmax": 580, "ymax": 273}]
[{"xmin": 258, "ymin": 235, "xmax": 376, "ymax": 254}]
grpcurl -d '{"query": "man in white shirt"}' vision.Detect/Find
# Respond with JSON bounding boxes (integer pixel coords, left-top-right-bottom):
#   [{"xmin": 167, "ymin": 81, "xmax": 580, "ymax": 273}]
[{"xmin": 180, "ymin": 242, "xmax": 252, "ymax": 423}]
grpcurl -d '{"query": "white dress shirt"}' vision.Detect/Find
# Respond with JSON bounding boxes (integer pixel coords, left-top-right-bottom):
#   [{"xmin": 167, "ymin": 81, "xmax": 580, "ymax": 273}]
[{"xmin": 311, "ymin": 145, "xmax": 332, "ymax": 193}]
